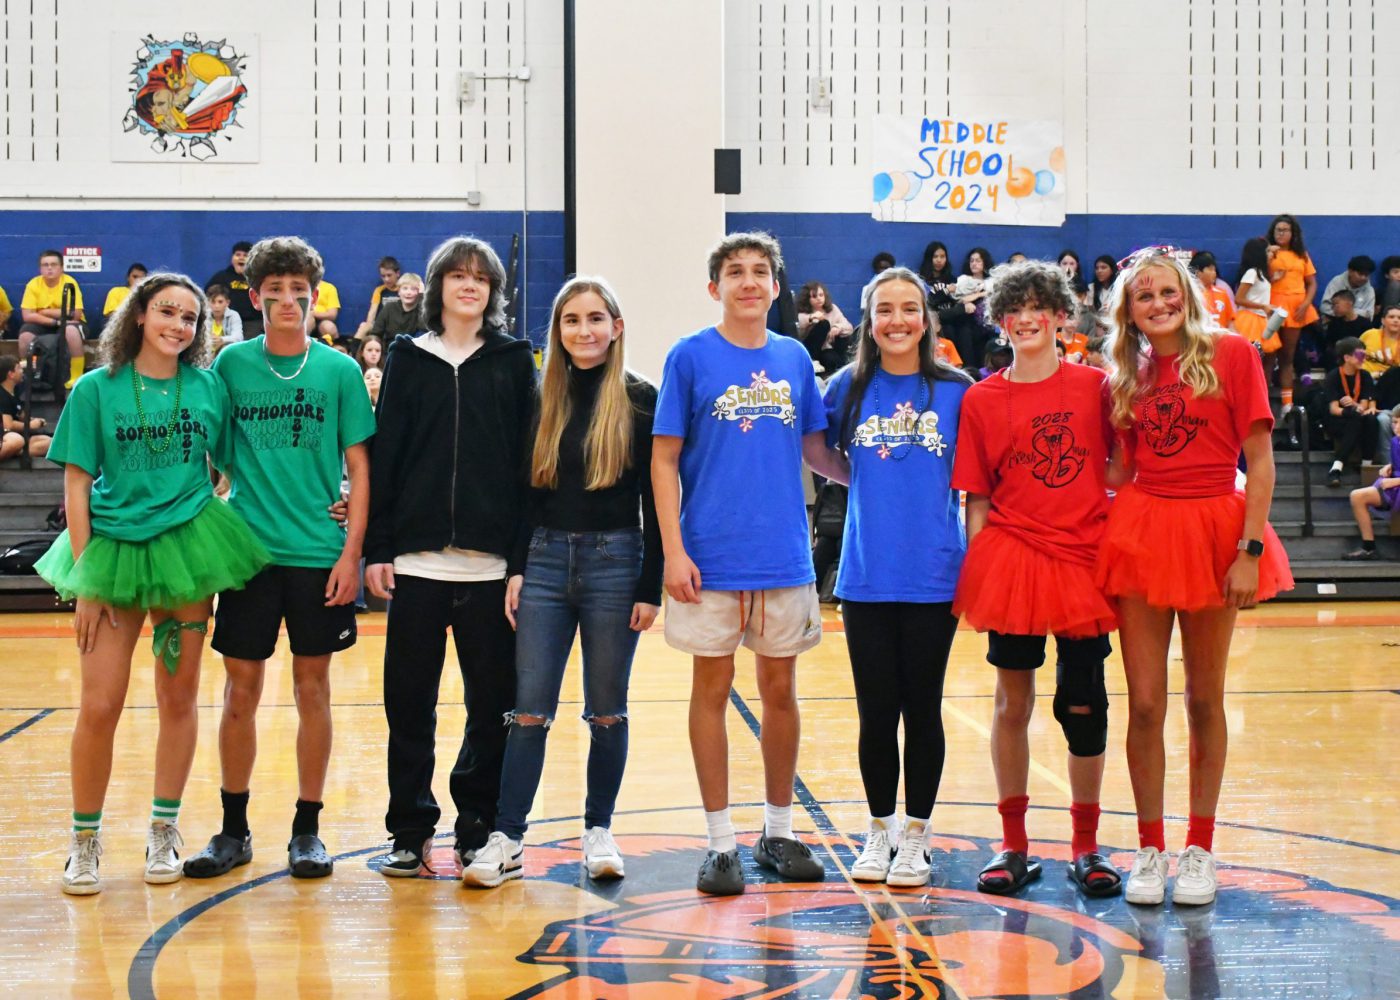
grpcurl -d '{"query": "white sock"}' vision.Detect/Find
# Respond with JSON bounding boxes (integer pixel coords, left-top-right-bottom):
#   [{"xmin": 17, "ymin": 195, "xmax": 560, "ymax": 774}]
[
  {"xmin": 904, "ymin": 816, "xmax": 928, "ymax": 843},
  {"xmin": 872, "ymin": 813, "xmax": 898, "ymax": 833},
  {"xmin": 1331, "ymin": 460, "xmax": 1344, "ymax": 472},
  {"xmin": 705, "ymin": 808, "xmax": 736, "ymax": 853},
  {"xmin": 764, "ymin": 802, "xmax": 793, "ymax": 840}
]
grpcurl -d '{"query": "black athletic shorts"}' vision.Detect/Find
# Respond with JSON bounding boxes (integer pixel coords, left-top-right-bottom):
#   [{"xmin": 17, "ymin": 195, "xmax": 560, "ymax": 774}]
[
  {"xmin": 212, "ymin": 565, "xmax": 357, "ymax": 660},
  {"xmin": 987, "ymin": 631, "xmax": 1111, "ymax": 672}
]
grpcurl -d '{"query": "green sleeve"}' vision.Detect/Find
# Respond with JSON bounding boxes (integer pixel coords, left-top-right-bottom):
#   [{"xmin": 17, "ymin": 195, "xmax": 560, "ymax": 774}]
[
  {"xmin": 339, "ymin": 357, "xmax": 377, "ymax": 449},
  {"xmin": 47, "ymin": 373, "xmax": 103, "ymax": 477}
]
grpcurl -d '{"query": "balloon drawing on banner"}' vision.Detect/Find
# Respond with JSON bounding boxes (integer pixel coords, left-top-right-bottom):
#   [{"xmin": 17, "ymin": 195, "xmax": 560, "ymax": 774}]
[{"xmin": 871, "ymin": 117, "xmax": 1066, "ymax": 226}]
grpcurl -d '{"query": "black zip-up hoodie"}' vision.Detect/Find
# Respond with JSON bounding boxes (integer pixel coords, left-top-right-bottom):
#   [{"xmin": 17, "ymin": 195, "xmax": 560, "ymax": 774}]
[{"xmin": 365, "ymin": 327, "xmax": 538, "ymax": 573}]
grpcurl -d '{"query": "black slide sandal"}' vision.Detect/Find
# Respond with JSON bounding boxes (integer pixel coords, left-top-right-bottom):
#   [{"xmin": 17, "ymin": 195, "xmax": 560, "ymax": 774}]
[
  {"xmin": 976, "ymin": 849, "xmax": 1042, "ymax": 895},
  {"xmin": 1067, "ymin": 851, "xmax": 1122, "ymax": 897}
]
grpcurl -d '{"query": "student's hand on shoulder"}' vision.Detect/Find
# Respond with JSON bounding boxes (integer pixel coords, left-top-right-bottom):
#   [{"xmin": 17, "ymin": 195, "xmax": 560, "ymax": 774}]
[
  {"xmin": 504, "ymin": 574, "xmax": 524, "ymax": 629},
  {"xmin": 630, "ymin": 603, "xmax": 660, "ymax": 632},
  {"xmin": 73, "ymin": 598, "xmax": 117, "ymax": 654},
  {"xmin": 365, "ymin": 563, "xmax": 395, "ymax": 599},
  {"xmin": 664, "ymin": 553, "xmax": 702, "ymax": 604},
  {"xmin": 325, "ymin": 555, "xmax": 359, "ymax": 606}
]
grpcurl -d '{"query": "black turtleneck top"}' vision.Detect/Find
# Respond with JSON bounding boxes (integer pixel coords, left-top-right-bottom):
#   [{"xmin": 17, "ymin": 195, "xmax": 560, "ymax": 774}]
[{"xmin": 526, "ymin": 364, "xmax": 662, "ymax": 605}]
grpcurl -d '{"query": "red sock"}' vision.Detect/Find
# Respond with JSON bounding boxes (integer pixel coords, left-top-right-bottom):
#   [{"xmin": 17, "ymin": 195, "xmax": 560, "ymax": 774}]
[
  {"xmin": 998, "ymin": 795, "xmax": 1030, "ymax": 855},
  {"xmin": 1186, "ymin": 814, "xmax": 1215, "ymax": 852},
  {"xmin": 1070, "ymin": 801, "xmax": 1100, "ymax": 857},
  {"xmin": 1138, "ymin": 816, "xmax": 1166, "ymax": 852}
]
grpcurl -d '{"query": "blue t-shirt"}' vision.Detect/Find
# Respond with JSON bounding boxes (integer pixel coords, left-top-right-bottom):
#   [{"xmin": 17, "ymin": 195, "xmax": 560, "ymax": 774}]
[
  {"xmin": 654, "ymin": 327, "xmax": 827, "ymax": 590},
  {"xmin": 823, "ymin": 367, "xmax": 968, "ymax": 602}
]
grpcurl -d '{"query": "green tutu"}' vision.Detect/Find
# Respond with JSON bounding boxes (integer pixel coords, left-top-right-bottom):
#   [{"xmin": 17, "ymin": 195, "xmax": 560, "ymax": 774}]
[{"xmin": 36, "ymin": 497, "xmax": 272, "ymax": 610}]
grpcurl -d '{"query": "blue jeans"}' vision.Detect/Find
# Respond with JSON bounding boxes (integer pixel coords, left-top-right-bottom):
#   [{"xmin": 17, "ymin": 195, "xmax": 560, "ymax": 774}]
[{"xmin": 496, "ymin": 528, "xmax": 643, "ymax": 839}]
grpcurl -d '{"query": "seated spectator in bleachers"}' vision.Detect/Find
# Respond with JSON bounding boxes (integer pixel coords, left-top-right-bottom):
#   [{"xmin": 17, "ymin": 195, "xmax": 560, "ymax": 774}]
[
  {"xmin": 951, "ymin": 247, "xmax": 997, "ymax": 367},
  {"xmin": 1086, "ymin": 255, "xmax": 1117, "ymax": 334},
  {"xmin": 0, "ymin": 356, "xmax": 51, "ymax": 460},
  {"xmin": 206, "ymin": 241, "xmax": 260, "ymax": 335},
  {"xmin": 356, "ymin": 255, "xmax": 403, "ymax": 337},
  {"xmin": 1057, "ymin": 323, "xmax": 1089, "ymax": 364},
  {"xmin": 1322, "ymin": 337, "xmax": 1380, "ymax": 486},
  {"xmin": 1320, "ymin": 255, "xmax": 1376, "ymax": 321},
  {"xmin": 795, "ymin": 280, "xmax": 854, "ymax": 373},
  {"xmin": 0, "ymin": 282, "xmax": 11, "ymax": 331},
  {"xmin": 1362, "ymin": 304, "xmax": 1400, "ymax": 408},
  {"xmin": 1342, "ymin": 434, "xmax": 1399, "ymax": 561},
  {"xmin": 103, "ymin": 262, "xmax": 148, "ymax": 317},
  {"xmin": 1085, "ymin": 336, "xmax": 1109, "ymax": 370},
  {"xmin": 871, "ymin": 250, "xmax": 896, "ymax": 275},
  {"xmin": 1006, "ymin": 251, "xmax": 1028, "ymax": 264},
  {"xmin": 206, "ymin": 284, "xmax": 244, "ymax": 345},
  {"xmin": 357, "ymin": 335, "xmax": 384, "ymax": 373},
  {"xmin": 1380, "ymin": 256, "xmax": 1400, "ymax": 316},
  {"xmin": 363, "ymin": 366, "xmax": 383, "ymax": 406},
  {"xmin": 367, "ymin": 271, "xmax": 423, "ymax": 339},
  {"xmin": 312, "ymin": 277, "xmax": 342, "ymax": 341},
  {"xmin": 18, "ymin": 249, "xmax": 87, "ymax": 389},
  {"xmin": 1324, "ymin": 289, "xmax": 1373, "ymax": 365},
  {"xmin": 1191, "ymin": 251, "xmax": 1235, "ymax": 331},
  {"xmin": 978, "ymin": 335, "xmax": 1012, "ymax": 381}
]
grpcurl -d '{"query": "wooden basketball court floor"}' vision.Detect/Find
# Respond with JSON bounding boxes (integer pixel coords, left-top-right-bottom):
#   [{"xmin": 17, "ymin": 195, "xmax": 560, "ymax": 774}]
[{"xmin": 2, "ymin": 601, "xmax": 1397, "ymax": 998}]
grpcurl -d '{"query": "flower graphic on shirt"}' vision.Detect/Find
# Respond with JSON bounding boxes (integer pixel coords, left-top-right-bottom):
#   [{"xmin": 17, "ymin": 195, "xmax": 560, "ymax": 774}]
[
  {"xmin": 850, "ymin": 407, "xmax": 947, "ymax": 456},
  {"xmin": 877, "ymin": 444, "xmax": 892, "ymax": 460},
  {"xmin": 711, "ymin": 370, "xmax": 798, "ymax": 427},
  {"xmin": 894, "ymin": 401, "xmax": 916, "ymax": 421}
]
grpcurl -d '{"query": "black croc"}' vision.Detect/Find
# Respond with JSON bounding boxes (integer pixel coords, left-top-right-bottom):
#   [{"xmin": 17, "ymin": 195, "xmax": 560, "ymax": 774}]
[
  {"xmin": 183, "ymin": 833, "xmax": 253, "ymax": 879},
  {"xmin": 288, "ymin": 834, "xmax": 334, "ymax": 879},
  {"xmin": 1067, "ymin": 851, "xmax": 1123, "ymax": 897},
  {"xmin": 976, "ymin": 849, "xmax": 1042, "ymax": 895}
]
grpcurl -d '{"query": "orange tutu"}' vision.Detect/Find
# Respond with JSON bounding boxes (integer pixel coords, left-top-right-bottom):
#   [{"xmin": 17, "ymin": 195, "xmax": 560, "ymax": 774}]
[
  {"xmin": 1095, "ymin": 485, "xmax": 1294, "ymax": 611},
  {"xmin": 954, "ymin": 528, "xmax": 1117, "ymax": 638},
  {"xmin": 1234, "ymin": 310, "xmax": 1281, "ymax": 353},
  {"xmin": 1270, "ymin": 292, "xmax": 1318, "ymax": 328}
]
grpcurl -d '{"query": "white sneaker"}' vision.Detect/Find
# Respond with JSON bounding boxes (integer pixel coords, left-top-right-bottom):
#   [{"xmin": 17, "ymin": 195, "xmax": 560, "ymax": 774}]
[
  {"xmin": 62, "ymin": 831, "xmax": 103, "ymax": 895},
  {"xmin": 1172, "ymin": 845, "xmax": 1218, "ymax": 906},
  {"xmin": 461, "ymin": 831, "xmax": 523, "ymax": 888},
  {"xmin": 886, "ymin": 825, "xmax": 932, "ymax": 888},
  {"xmin": 582, "ymin": 826, "xmax": 625, "ymax": 880},
  {"xmin": 850, "ymin": 825, "xmax": 897, "ymax": 883},
  {"xmin": 1125, "ymin": 846, "xmax": 1169, "ymax": 905},
  {"xmin": 144, "ymin": 821, "xmax": 184, "ymax": 884}
]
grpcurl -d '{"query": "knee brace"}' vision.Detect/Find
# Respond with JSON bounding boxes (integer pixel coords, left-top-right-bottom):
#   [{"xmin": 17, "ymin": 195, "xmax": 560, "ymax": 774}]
[{"xmin": 1052, "ymin": 656, "xmax": 1109, "ymax": 758}]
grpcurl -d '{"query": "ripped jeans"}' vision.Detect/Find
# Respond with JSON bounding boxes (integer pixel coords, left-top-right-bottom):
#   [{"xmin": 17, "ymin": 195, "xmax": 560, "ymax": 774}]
[{"xmin": 495, "ymin": 528, "xmax": 643, "ymax": 840}]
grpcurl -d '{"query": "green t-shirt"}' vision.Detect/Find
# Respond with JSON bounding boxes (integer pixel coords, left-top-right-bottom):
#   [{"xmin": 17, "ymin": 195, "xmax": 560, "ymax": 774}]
[
  {"xmin": 47, "ymin": 364, "xmax": 225, "ymax": 543},
  {"xmin": 213, "ymin": 337, "xmax": 376, "ymax": 567}
]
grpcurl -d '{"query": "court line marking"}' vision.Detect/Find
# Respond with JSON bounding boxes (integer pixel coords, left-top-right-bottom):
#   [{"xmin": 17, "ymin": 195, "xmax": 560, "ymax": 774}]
[
  {"xmin": 726, "ymin": 688, "xmax": 964, "ymax": 998},
  {"xmin": 0, "ymin": 708, "xmax": 54, "ymax": 744}
]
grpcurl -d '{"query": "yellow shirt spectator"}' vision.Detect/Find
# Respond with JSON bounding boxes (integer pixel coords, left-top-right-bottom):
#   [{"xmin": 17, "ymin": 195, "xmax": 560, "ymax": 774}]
[
  {"xmin": 103, "ymin": 286, "xmax": 131, "ymax": 316},
  {"xmin": 0, "ymin": 285, "xmax": 12, "ymax": 323},
  {"xmin": 316, "ymin": 280, "xmax": 342, "ymax": 313},
  {"xmin": 1361, "ymin": 327, "xmax": 1400, "ymax": 376},
  {"xmin": 21, "ymin": 274, "xmax": 84, "ymax": 313}
]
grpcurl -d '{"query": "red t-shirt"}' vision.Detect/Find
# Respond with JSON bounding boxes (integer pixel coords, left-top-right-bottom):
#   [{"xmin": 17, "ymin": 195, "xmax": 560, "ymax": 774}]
[
  {"xmin": 1125, "ymin": 332, "xmax": 1273, "ymax": 499},
  {"xmin": 953, "ymin": 363, "xmax": 1114, "ymax": 567}
]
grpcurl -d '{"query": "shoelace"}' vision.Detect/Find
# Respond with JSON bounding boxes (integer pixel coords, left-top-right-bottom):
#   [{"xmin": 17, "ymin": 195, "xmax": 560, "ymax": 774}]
[
  {"xmin": 892, "ymin": 835, "xmax": 927, "ymax": 871},
  {"xmin": 858, "ymin": 830, "xmax": 893, "ymax": 865},
  {"xmin": 73, "ymin": 835, "xmax": 103, "ymax": 876},
  {"xmin": 1178, "ymin": 849, "xmax": 1210, "ymax": 881},
  {"xmin": 584, "ymin": 828, "xmax": 618, "ymax": 858},
  {"xmin": 1135, "ymin": 849, "xmax": 1165, "ymax": 880},
  {"xmin": 151, "ymin": 824, "xmax": 184, "ymax": 861}
]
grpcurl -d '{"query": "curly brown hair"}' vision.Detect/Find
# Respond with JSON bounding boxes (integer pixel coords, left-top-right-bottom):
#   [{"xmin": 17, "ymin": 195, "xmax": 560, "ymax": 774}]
[
  {"xmin": 244, "ymin": 236, "xmax": 325, "ymax": 293},
  {"xmin": 98, "ymin": 273, "xmax": 213, "ymax": 373},
  {"xmin": 707, "ymin": 231, "xmax": 784, "ymax": 283},
  {"xmin": 984, "ymin": 259, "xmax": 1078, "ymax": 322}
]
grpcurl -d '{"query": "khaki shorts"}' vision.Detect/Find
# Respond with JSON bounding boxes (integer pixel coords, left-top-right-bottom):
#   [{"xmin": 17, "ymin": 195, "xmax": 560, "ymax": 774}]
[{"xmin": 664, "ymin": 584, "xmax": 823, "ymax": 658}]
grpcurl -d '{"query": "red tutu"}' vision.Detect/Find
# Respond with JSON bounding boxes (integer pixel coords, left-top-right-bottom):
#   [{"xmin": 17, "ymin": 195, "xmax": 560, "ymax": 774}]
[
  {"xmin": 1095, "ymin": 485, "xmax": 1294, "ymax": 611},
  {"xmin": 954, "ymin": 528, "xmax": 1117, "ymax": 639}
]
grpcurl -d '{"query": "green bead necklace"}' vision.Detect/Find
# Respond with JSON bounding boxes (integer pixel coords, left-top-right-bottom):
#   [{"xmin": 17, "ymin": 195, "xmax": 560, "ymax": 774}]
[{"xmin": 130, "ymin": 362, "xmax": 184, "ymax": 455}]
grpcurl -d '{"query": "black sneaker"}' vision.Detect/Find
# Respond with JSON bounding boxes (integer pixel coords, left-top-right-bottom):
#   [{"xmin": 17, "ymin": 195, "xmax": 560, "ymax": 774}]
[
  {"xmin": 696, "ymin": 848, "xmax": 744, "ymax": 895},
  {"xmin": 753, "ymin": 833, "xmax": 825, "ymax": 881},
  {"xmin": 183, "ymin": 832, "xmax": 253, "ymax": 879},
  {"xmin": 1343, "ymin": 547, "xmax": 1378, "ymax": 561},
  {"xmin": 381, "ymin": 836, "xmax": 434, "ymax": 877},
  {"xmin": 288, "ymin": 834, "xmax": 333, "ymax": 878},
  {"xmin": 1327, "ymin": 469, "xmax": 1342, "ymax": 488}
]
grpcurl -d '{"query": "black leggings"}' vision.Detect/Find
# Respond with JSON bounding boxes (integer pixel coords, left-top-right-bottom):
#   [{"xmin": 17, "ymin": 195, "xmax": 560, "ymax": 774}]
[{"xmin": 842, "ymin": 601, "xmax": 959, "ymax": 819}]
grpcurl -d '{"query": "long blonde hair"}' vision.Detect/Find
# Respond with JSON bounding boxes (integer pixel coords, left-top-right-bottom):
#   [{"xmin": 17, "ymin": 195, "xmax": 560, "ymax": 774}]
[
  {"xmin": 1105, "ymin": 254, "xmax": 1221, "ymax": 429},
  {"xmin": 532, "ymin": 276, "xmax": 634, "ymax": 490}
]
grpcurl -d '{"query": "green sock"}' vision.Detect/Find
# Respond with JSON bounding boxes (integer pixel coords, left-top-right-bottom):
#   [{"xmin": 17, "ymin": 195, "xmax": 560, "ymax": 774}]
[
  {"xmin": 152, "ymin": 798, "xmax": 180, "ymax": 826},
  {"xmin": 73, "ymin": 811, "xmax": 101, "ymax": 835}
]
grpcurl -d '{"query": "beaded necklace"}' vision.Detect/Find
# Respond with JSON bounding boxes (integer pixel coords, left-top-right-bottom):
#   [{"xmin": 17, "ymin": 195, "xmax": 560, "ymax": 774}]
[
  {"xmin": 130, "ymin": 363, "xmax": 184, "ymax": 456},
  {"xmin": 869, "ymin": 367, "xmax": 930, "ymax": 463},
  {"xmin": 1002, "ymin": 359, "xmax": 1068, "ymax": 458}
]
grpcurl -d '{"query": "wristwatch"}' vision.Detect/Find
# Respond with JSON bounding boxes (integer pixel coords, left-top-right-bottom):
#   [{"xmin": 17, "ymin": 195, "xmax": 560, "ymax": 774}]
[{"xmin": 1237, "ymin": 538, "xmax": 1264, "ymax": 557}]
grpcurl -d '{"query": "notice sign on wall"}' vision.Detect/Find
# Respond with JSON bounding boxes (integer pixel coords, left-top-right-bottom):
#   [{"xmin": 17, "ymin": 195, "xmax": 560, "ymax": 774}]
[
  {"xmin": 871, "ymin": 115, "xmax": 1066, "ymax": 226},
  {"xmin": 64, "ymin": 247, "xmax": 102, "ymax": 272}
]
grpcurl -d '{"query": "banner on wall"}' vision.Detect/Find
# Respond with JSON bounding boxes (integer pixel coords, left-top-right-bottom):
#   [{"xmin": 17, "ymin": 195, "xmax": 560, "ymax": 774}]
[
  {"xmin": 871, "ymin": 115, "xmax": 1065, "ymax": 226},
  {"xmin": 111, "ymin": 33, "xmax": 259, "ymax": 163}
]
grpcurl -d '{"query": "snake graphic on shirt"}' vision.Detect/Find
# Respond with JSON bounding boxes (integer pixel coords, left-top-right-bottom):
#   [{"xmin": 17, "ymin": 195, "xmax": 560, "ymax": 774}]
[
  {"xmin": 1030, "ymin": 423, "xmax": 1084, "ymax": 488},
  {"xmin": 1141, "ymin": 383, "xmax": 1199, "ymax": 457}
]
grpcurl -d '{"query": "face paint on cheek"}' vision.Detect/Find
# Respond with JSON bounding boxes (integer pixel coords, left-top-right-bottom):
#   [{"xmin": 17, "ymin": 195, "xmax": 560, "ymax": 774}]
[{"xmin": 297, "ymin": 296, "xmax": 311, "ymax": 324}]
